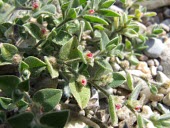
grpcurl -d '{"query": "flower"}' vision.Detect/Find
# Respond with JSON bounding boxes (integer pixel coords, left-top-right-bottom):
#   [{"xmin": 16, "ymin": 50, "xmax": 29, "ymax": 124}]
[
  {"xmin": 32, "ymin": 2, "xmax": 39, "ymax": 10},
  {"xmin": 135, "ymin": 105, "xmax": 142, "ymax": 111},
  {"xmin": 89, "ymin": 9, "xmax": 95, "ymax": 14},
  {"xmin": 41, "ymin": 28, "xmax": 47, "ymax": 35},
  {"xmin": 115, "ymin": 104, "xmax": 122, "ymax": 110},
  {"xmin": 77, "ymin": 75, "xmax": 87, "ymax": 86},
  {"xmin": 86, "ymin": 52, "xmax": 93, "ymax": 59}
]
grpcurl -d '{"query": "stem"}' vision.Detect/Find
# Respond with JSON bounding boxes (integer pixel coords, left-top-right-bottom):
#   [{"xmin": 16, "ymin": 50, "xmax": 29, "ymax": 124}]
[
  {"xmin": 89, "ymin": 81, "xmax": 110, "ymax": 98},
  {"xmin": 64, "ymin": 58, "xmax": 81, "ymax": 63},
  {"xmin": 23, "ymin": 92, "xmax": 32, "ymax": 103},
  {"xmin": 15, "ymin": 7, "xmax": 32, "ymax": 10}
]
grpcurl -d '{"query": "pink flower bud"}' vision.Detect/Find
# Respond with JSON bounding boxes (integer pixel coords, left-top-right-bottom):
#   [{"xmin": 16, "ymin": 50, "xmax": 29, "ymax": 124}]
[
  {"xmin": 41, "ymin": 28, "xmax": 47, "ymax": 35},
  {"xmin": 86, "ymin": 52, "xmax": 93, "ymax": 59},
  {"xmin": 32, "ymin": 2, "xmax": 39, "ymax": 10},
  {"xmin": 89, "ymin": 9, "xmax": 95, "ymax": 14},
  {"xmin": 77, "ymin": 75, "xmax": 87, "ymax": 86},
  {"xmin": 135, "ymin": 105, "xmax": 141, "ymax": 111},
  {"xmin": 81, "ymin": 79, "xmax": 87, "ymax": 86},
  {"xmin": 115, "ymin": 104, "xmax": 122, "ymax": 110}
]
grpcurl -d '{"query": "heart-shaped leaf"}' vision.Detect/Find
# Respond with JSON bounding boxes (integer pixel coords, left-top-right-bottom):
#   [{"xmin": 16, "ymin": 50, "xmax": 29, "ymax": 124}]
[
  {"xmin": 129, "ymin": 83, "xmax": 142, "ymax": 100},
  {"xmin": 40, "ymin": 110, "xmax": 69, "ymax": 128},
  {"xmin": 0, "ymin": 75, "xmax": 20, "ymax": 97},
  {"xmin": 24, "ymin": 56, "xmax": 46, "ymax": 69},
  {"xmin": 0, "ymin": 97, "xmax": 12, "ymax": 110},
  {"xmin": 18, "ymin": 79, "xmax": 30, "ymax": 92},
  {"xmin": 69, "ymin": 80, "xmax": 90, "ymax": 109},
  {"xmin": 33, "ymin": 89, "xmax": 62, "ymax": 112},
  {"xmin": 1, "ymin": 43, "xmax": 18, "ymax": 60},
  {"xmin": 33, "ymin": 4, "xmax": 56, "ymax": 17},
  {"xmin": 44, "ymin": 56, "xmax": 59, "ymax": 79},
  {"xmin": 8, "ymin": 112, "xmax": 34, "ymax": 128},
  {"xmin": 83, "ymin": 15, "xmax": 109, "ymax": 25},
  {"xmin": 109, "ymin": 72, "xmax": 126, "ymax": 88},
  {"xmin": 23, "ymin": 23, "xmax": 41, "ymax": 40},
  {"xmin": 18, "ymin": 61, "xmax": 29, "ymax": 74},
  {"xmin": 59, "ymin": 37, "xmax": 79, "ymax": 60}
]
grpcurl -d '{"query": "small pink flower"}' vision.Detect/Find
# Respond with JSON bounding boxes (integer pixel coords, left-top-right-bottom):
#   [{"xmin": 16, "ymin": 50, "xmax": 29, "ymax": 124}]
[
  {"xmin": 81, "ymin": 79, "xmax": 87, "ymax": 86},
  {"xmin": 135, "ymin": 105, "xmax": 141, "ymax": 111},
  {"xmin": 32, "ymin": 2, "xmax": 39, "ymax": 10},
  {"xmin": 86, "ymin": 52, "xmax": 93, "ymax": 59},
  {"xmin": 41, "ymin": 28, "xmax": 47, "ymax": 35},
  {"xmin": 115, "ymin": 104, "xmax": 122, "ymax": 110},
  {"xmin": 89, "ymin": 9, "xmax": 95, "ymax": 14}
]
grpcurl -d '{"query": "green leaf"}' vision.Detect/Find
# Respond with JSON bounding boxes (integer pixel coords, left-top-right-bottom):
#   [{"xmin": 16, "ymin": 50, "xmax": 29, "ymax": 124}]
[
  {"xmin": 129, "ymin": 55, "xmax": 139, "ymax": 65},
  {"xmin": 83, "ymin": 15, "xmax": 109, "ymax": 25},
  {"xmin": 159, "ymin": 113, "xmax": 170, "ymax": 121},
  {"xmin": 123, "ymin": 29, "xmax": 138, "ymax": 38},
  {"xmin": 125, "ymin": 39, "xmax": 132, "ymax": 50},
  {"xmin": 15, "ymin": 0, "xmax": 27, "ymax": 7},
  {"xmin": 129, "ymin": 83, "xmax": 142, "ymax": 100},
  {"xmin": 59, "ymin": 37, "xmax": 79, "ymax": 60},
  {"xmin": 108, "ymin": 95, "xmax": 118, "ymax": 125},
  {"xmin": 33, "ymin": 4, "xmax": 56, "ymax": 17},
  {"xmin": 137, "ymin": 114, "xmax": 145, "ymax": 128},
  {"xmin": 96, "ymin": 59, "xmax": 113, "ymax": 71},
  {"xmin": 152, "ymin": 29, "xmax": 163, "ymax": 35},
  {"xmin": 18, "ymin": 61, "xmax": 29, "ymax": 74},
  {"xmin": 109, "ymin": 72, "xmax": 126, "ymax": 88},
  {"xmin": 12, "ymin": 89, "xmax": 24, "ymax": 103},
  {"xmin": 66, "ymin": 8, "xmax": 77, "ymax": 20},
  {"xmin": 120, "ymin": 0, "xmax": 126, "ymax": 4},
  {"xmin": 106, "ymin": 36, "xmax": 119, "ymax": 51},
  {"xmin": 18, "ymin": 79, "xmax": 30, "ymax": 92},
  {"xmin": 69, "ymin": 80, "xmax": 90, "ymax": 109},
  {"xmin": 44, "ymin": 56, "xmax": 59, "ymax": 79},
  {"xmin": 127, "ymin": 72, "xmax": 134, "ymax": 91},
  {"xmin": 100, "ymin": 31, "xmax": 110, "ymax": 51},
  {"xmin": 144, "ymin": 12, "xmax": 157, "ymax": 17},
  {"xmin": 33, "ymin": 89, "xmax": 62, "ymax": 112},
  {"xmin": 52, "ymin": 30, "xmax": 71, "ymax": 46},
  {"xmin": 24, "ymin": 56, "xmax": 46, "ymax": 69},
  {"xmin": 94, "ymin": 24, "xmax": 105, "ymax": 30},
  {"xmin": 1, "ymin": 43, "xmax": 18, "ymax": 60},
  {"xmin": 8, "ymin": 112, "xmax": 34, "ymax": 128},
  {"xmin": 0, "ymin": 75, "xmax": 20, "ymax": 97},
  {"xmin": 101, "ymin": 0, "xmax": 116, "ymax": 8},
  {"xmin": 150, "ymin": 85, "xmax": 158, "ymax": 95},
  {"xmin": 77, "ymin": 45, "xmax": 87, "ymax": 64},
  {"xmin": 23, "ymin": 23, "xmax": 41, "ymax": 40},
  {"xmin": 40, "ymin": 110, "xmax": 69, "ymax": 128},
  {"xmin": 0, "ymin": 97, "xmax": 12, "ymax": 110},
  {"xmin": 160, "ymin": 120, "xmax": 170, "ymax": 127},
  {"xmin": 99, "ymin": 9, "xmax": 120, "ymax": 17}
]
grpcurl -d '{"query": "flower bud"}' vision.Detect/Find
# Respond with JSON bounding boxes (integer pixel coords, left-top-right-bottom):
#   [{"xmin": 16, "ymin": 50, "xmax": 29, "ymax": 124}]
[
  {"xmin": 32, "ymin": 2, "xmax": 39, "ymax": 10},
  {"xmin": 134, "ymin": 105, "xmax": 142, "ymax": 111},
  {"xmin": 77, "ymin": 75, "xmax": 87, "ymax": 86},
  {"xmin": 41, "ymin": 28, "xmax": 47, "ymax": 35},
  {"xmin": 115, "ymin": 104, "xmax": 122, "ymax": 110},
  {"xmin": 12, "ymin": 54, "xmax": 22, "ymax": 65},
  {"xmin": 89, "ymin": 9, "xmax": 95, "ymax": 14}
]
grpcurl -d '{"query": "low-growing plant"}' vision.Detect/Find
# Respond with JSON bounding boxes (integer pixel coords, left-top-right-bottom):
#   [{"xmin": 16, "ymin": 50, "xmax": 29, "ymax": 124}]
[{"xmin": 0, "ymin": 0, "xmax": 168, "ymax": 128}]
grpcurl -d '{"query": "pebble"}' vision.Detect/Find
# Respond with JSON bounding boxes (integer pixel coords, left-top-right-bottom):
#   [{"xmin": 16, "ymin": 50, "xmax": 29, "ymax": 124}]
[
  {"xmin": 144, "ymin": 38, "xmax": 165, "ymax": 58},
  {"xmin": 163, "ymin": 93, "xmax": 170, "ymax": 106},
  {"xmin": 138, "ymin": 54, "xmax": 148, "ymax": 61},
  {"xmin": 153, "ymin": 59, "xmax": 159, "ymax": 67},
  {"xmin": 156, "ymin": 71, "xmax": 170, "ymax": 83},
  {"xmin": 160, "ymin": 39, "xmax": 170, "ymax": 78},
  {"xmin": 112, "ymin": 63, "xmax": 121, "ymax": 71},
  {"xmin": 141, "ymin": 105, "xmax": 154, "ymax": 119},
  {"xmin": 150, "ymin": 93, "xmax": 164, "ymax": 102},
  {"xmin": 136, "ymin": 62, "xmax": 151, "ymax": 74},
  {"xmin": 157, "ymin": 65, "xmax": 163, "ymax": 71},
  {"xmin": 161, "ymin": 19, "xmax": 170, "ymax": 31},
  {"xmin": 160, "ymin": 23, "xmax": 170, "ymax": 32},
  {"xmin": 150, "ymin": 66, "xmax": 157, "ymax": 76},
  {"xmin": 147, "ymin": 60, "xmax": 154, "ymax": 67},
  {"xmin": 164, "ymin": 8, "xmax": 170, "ymax": 18}
]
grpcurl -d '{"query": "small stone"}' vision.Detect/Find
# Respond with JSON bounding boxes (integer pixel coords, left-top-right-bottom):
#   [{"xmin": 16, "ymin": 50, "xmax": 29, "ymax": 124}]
[
  {"xmin": 112, "ymin": 63, "xmax": 121, "ymax": 71},
  {"xmin": 144, "ymin": 38, "xmax": 165, "ymax": 58},
  {"xmin": 164, "ymin": 8, "xmax": 170, "ymax": 18},
  {"xmin": 147, "ymin": 60, "xmax": 154, "ymax": 67},
  {"xmin": 140, "ymin": 87, "xmax": 152, "ymax": 104},
  {"xmin": 161, "ymin": 19, "xmax": 170, "ymax": 31},
  {"xmin": 138, "ymin": 54, "xmax": 148, "ymax": 61},
  {"xmin": 150, "ymin": 93, "xmax": 164, "ymax": 102},
  {"xmin": 120, "ymin": 60, "xmax": 129, "ymax": 69},
  {"xmin": 141, "ymin": 105, "xmax": 154, "ymax": 119},
  {"xmin": 156, "ymin": 71, "xmax": 170, "ymax": 83},
  {"xmin": 136, "ymin": 62, "xmax": 151, "ymax": 74},
  {"xmin": 160, "ymin": 23, "xmax": 170, "ymax": 32},
  {"xmin": 151, "ymin": 101, "xmax": 158, "ymax": 107},
  {"xmin": 150, "ymin": 66, "xmax": 157, "ymax": 76},
  {"xmin": 157, "ymin": 65, "xmax": 163, "ymax": 71},
  {"xmin": 163, "ymin": 93, "xmax": 170, "ymax": 106},
  {"xmin": 153, "ymin": 59, "xmax": 159, "ymax": 67},
  {"xmin": 159, "ymin": 87, "xmax": 170, "ymax": 95}
]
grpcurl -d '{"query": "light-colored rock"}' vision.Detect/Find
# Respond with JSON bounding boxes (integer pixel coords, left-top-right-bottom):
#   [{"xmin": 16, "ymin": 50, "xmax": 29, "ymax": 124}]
[
  {"xmin": 157, "ymin": 65, "xmax": 163, "ymax": 71},
  {"xmin": 163, "ymin": 93, "xmax": 170, "ymax": 106},
  {"xmin": 156, "ymin": 71, "xmax": 170, "ymax": 83},
  {"xmin": 141, "ymin": 105, "xmax": 154, "ymax": 119},
  {"xmin": 153, "ymin": 59, "xmax": 159, "ymax": 67},
  {"xmin": 147, "ymin": 60, "xmax": 154, "ymax": 67},
  {"xmin": 139, "ymin": 54, "xmax": 149, "ymax": 61},
  {"xmin": 140, "ymin": 87, "xmax": 152, "ymax": 104},
  {"xmin": 146, "ymin": 122, "xmax": 156, "ymax": 128},
  {"xmin": 112, "ymin": 63, "xmax": 121, "ymax": 71},
  {"xmin": 161, "ymin": 19, "xmax": 170, "ymax": 30},
  {"xmin": 160, "ymin": 39, "xmax": 170, "ymax": 78},
  {"xmin": 150, "ymin": 93, "xmax": 164, "ymax": 102},
  {"xmin": 164, "ymin": 8, "xmax": 170, "ymax": 18},
  {"xmin": 144, "ymin": 38, "xmax": 165, "ymax": 58},
  {"xmin": 136, "ymin": 62, "xmax": 151, "ymax": 74},
  {"xmin": 150, "ymin": 66, "xmax": 157, "ymax": 76}
]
